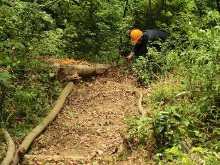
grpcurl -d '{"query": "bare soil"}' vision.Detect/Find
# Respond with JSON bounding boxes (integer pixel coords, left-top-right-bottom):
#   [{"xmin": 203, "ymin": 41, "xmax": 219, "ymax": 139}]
[{"xmin": 23, "ymin": 67, "xmax": 151, "ymax": 165}]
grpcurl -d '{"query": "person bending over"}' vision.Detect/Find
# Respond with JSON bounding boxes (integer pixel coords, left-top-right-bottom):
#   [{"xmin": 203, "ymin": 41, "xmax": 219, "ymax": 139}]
[{"xmin": 124, "ymin": 29, "xmax": 170, "ymax": 60}]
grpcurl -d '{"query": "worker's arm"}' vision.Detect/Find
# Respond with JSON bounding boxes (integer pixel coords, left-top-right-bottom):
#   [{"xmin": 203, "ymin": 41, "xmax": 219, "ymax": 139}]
[
  {"xmin": 121, "ymin": 51, "xmax": 135, "ymax": 60},
  {"xmin": 126, "ymin": 51, "xmax": 135, "ymax": 60}
]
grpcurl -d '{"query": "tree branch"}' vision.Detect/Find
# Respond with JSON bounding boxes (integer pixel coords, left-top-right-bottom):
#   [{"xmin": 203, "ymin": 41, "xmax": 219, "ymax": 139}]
[
  {"xmin": 11, "ymin": 82, "xmax": 74, "ymax": 165},
  {"xmin": 1, "ymin": 129, "xmax": 15, "ymax": 165}
]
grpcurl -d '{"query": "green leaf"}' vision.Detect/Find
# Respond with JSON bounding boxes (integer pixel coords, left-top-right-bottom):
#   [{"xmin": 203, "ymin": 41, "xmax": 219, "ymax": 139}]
[
  {"xmin": 182, "ymin": 155, "xmax": 193, "ymax": 165},
  {"xmin": 49, "ymin": 72, "xmax": 55, "ymax": 78},
  {"xmin": 0, "ymin": 71, "xmax": 12, "ymax": 86}
]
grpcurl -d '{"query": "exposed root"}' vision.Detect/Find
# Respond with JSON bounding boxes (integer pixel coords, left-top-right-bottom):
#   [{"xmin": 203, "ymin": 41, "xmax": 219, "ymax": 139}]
[{"xmin": 137, "ymin": 91, "xmax": 146, "ymax": 117}]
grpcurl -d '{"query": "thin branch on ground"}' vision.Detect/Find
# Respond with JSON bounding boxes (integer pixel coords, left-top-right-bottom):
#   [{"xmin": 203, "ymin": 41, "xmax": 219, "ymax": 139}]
[{"xmin": 106, "ymin": 81, "xmax": 147, "ymax": 116}]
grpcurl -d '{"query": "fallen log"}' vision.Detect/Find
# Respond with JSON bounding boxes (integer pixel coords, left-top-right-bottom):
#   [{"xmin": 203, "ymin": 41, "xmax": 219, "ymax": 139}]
[
  {"xmin": 11, "ymin": 82, "xmax": 74, "ymax": 165},
  {"xmin": 55, "ymin": 64, "xmax": 110, "ymax": 80},
  {"xmin": 44, "ymin": 58, "xmax": 110, "ymax": 80},
  {"xmin": 1, "ymin": 129, "xmax": 15, "ymax": 165}
]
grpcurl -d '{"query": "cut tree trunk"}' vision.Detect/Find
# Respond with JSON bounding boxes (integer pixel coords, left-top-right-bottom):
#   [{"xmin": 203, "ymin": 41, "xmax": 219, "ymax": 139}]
[
  {"xmin": 44, "ymin": 59, "xmax": 110, "ymax": 80},
  {"xmin": 11, "ymin": 82, "xmax": 74, "ymax": 165},
  {"xmin": 54, "ymin": 64, "xmax": 110, "ymax": 80},
  {"xmin": 1, "ymin": 129, "xmax": 15, "ymax": 165}
]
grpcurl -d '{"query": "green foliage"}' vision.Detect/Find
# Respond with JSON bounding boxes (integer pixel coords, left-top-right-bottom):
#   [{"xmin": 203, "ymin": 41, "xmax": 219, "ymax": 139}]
[
  {"xmin": 0, "ymin": 0, "xmax": 127, "ymax": 121},
  {"xmin": 0, "ymin": 1, "xmax": 63, "ymax": 144},
  {"xmin": 131, "ymin": 47, "xmax": 167, "ymax": 85},
  {"xmin": 0, "ymin": 130, "xmax": 6, "ymax": 162},
  {"xmin": 0, "ymin": 0, "xmax": 219, "ymax": 163},
  {"xmin": 126, "ymin": 83, "xmax": 189, "ymax": 152},
  {"xmin": 0, "ymin": 71, "xmax": 12, "ymax": 87},
  {"xmin": 0, "ymin": 71, "xmax": 12, "ymax": 122},
  {"xmin": 0, "ymin": 2, "xmax": 131, "ymax": 160},
  {"xmin": 1, "ymin": 0, "xmax": 126, "ymax": 62},
  {"xmin": 30, "ymin": 29, "xmax": 64, "ymax": 57},
  {"xmin": 152, "ymin": 147, "xmax": 220, "ymax": 165},
  {"xmin": 126, "ymin": 2, "xmax": 220, "ymax": 163},
  {"xmin": 48, "ymin": 0, "xmax": 126, "ymax": 62},
  {"xmin": 130, "ymin": 0, "xmax": 191, "ymax": 29}
]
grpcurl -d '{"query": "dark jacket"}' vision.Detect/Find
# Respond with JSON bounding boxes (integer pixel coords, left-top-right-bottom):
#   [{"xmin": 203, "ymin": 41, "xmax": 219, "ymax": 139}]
[{"xmin": 132, "ymin": 29, "xmax": 170, "ymax": 55}]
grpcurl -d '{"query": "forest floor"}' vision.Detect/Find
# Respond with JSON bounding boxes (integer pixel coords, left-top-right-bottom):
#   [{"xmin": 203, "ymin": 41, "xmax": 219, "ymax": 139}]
[{"xmin": 23, "ymin": 67, "xmax": 152, "ymax": 165}]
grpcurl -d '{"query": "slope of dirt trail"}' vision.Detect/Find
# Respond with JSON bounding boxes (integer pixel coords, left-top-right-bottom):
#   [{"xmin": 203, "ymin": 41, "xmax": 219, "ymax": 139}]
[{"xmin": 24, "ymin": 68, "xmax": 148, "ymax": 165}]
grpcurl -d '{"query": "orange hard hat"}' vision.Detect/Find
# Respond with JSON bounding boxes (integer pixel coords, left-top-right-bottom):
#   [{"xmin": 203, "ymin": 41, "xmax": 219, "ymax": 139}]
[{"xmin": 130, "ymin": 29, "xmax": 143, "ymax": 45}]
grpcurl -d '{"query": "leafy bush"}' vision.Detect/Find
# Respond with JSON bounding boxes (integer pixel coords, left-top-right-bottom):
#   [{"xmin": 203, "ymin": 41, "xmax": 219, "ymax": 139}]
[
  {"xmin": 48, "ymin": 0, "xmax": 126, "ymax": 62},
  {"xmin": 126, "ymin": 3, "xmax": 219, "ymax": 163},
  {"xmin": 152, "ymin": 146, "xmax": 220, "ymax": 165},
  {"xmin": 0, "ymin": 0, "xmax": 219, "ymax": 163},
  {"xmin": 131, "ymin": 47, "xmax": 167, "ymax": 85}
]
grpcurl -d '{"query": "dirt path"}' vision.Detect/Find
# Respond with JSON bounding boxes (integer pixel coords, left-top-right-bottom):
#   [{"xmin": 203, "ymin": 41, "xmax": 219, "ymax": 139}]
[{"xmin": 23, "ymin": 69, "xmax": 148, "ymax": 165}]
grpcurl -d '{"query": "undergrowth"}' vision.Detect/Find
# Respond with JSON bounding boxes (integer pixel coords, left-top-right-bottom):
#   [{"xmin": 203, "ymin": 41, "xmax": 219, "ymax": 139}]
[
  {"xmin": 126, "ymin": 8, "xmax": 219, "ymax": 165},
  {"xmin": 0, "ymin": 0, "xmax": 219, "ymax": 164}
]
